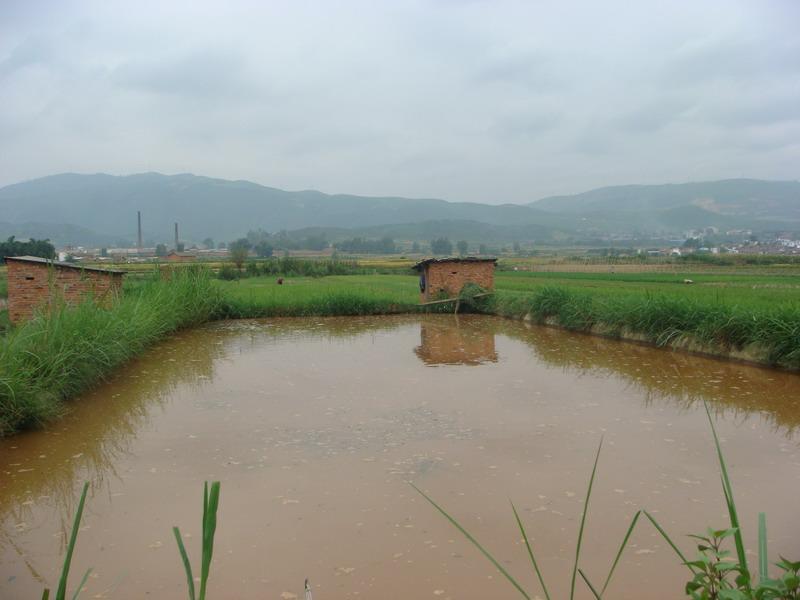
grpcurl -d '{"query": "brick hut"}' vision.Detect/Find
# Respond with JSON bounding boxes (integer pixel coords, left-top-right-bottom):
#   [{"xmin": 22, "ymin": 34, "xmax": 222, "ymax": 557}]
[
  {"xmin": 412, "ymin": 257, "xmax": 497, "ymax": 303},
  {"xmin": 5, "ymin": 256, "xmax": 125, "ymax": 323}
]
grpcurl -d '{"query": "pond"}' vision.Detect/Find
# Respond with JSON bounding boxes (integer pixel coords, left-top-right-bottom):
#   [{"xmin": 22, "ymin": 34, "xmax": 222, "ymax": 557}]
[{"xmin": 1, "ymin": 315, "xmax": 799, "ymax": 599}]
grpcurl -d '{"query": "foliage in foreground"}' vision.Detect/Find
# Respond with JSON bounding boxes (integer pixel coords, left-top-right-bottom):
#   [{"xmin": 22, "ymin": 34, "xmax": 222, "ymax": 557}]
[
  {"xmin": 42, "ymin": 481, "xmax": 222, "ymax": 600},
  {"xmin": 173, "ymin": 482, "xmax": 221, "ymax": 600},
  {"xmin": 0, "ymin": 268, "xmax": 222, "ymax": 434},
  {"xmin": 413, "ymin": 404, "xmax": 799, "ymax": 600}
]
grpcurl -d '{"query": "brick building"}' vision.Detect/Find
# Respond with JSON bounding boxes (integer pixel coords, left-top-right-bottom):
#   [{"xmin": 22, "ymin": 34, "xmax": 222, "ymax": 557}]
[
  {"xmin": 166, "ymin": 251, "xmax": 197, "ymax": 262},
  {"xmin": 5, "ymin": 256, "xmax": 125, "ymax": 323},
  {"xmin": 413, "ymin": 257, "xmax": 497, "ymax": 303}
]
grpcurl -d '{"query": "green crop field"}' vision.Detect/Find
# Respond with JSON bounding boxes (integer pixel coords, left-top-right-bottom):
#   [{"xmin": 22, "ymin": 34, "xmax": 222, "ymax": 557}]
[{"xmin": 493, "ymin": 270, "xmax": 800, "ymax": 308}]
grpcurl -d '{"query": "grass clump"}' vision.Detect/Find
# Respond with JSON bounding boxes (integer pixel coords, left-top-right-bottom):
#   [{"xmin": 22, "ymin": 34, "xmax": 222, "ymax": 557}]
[
  {"xmin": 491, "ymin": 285, "xmax": 800, "ymax": 369},
  {"xmin": 0, "ymin": 267, "xmax": 222, "ymax": 435},
  {"xmin": 173, "ymin": 481, "xmax": 222, "ymax": 600}
]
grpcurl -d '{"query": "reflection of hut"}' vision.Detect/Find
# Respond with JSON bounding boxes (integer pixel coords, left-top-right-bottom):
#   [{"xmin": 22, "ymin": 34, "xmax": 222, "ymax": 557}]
[
  {"xmin": 414, "ymin": 318, "xmax": 498, "ymax": 366},
  {"xmin": 5, "ymin": 256, "xmax": 125, "ymax": 323},
  {"xmin": 412, "ymin": 257, "xmax": 497, "ymax": 303}
]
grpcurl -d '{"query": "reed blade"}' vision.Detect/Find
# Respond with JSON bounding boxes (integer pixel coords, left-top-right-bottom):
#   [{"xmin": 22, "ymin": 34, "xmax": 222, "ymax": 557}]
[
  {"xmin": 704, "ymin": 402, "xmax": 750, "ymax": 587},
  {"xmin": 570, "ymin": 437, "xmax": 603, "ymax": 600},
  {"xmin": 510, "ymin": 500, "xmax": 551, "ymax": 600},
  {"xmin": 70, "ymin": 568, "xmax": 92, "ymax": 600},
  {"xmin": 199, "ymin": 481, "xmax": 221, "ymax": 600},
  {"xmin": 41, "ymin": 589, "xmax": 50, "ymax": 600},
  {"xmin": 601, "ymin": 510, "xmax": 642, "ymax": 594},
  {"xmin": 758, "ymin": 512, "xmax": 768, "ymax": 582},
  {"xmin": 411, "ymin": 483, "xmax": 530, "ymax": 600},
  {"xmin": 172, "ymin": 526, "xmax": 195, "ymax": 600},
  {"xmin": 579, "ymin": 568, "xmax": 603, "ymax": 600},
  {"xmin": 55, "ymin": 482, "xmax": 89, "ymax": 600},
  {"xmin": 642, "ymin": 511, "xmax": 694, "ymax": 572}
]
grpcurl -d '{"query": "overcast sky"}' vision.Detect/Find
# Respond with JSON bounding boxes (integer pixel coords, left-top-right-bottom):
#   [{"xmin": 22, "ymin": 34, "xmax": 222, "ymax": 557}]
[{"xmin": 1, "ymin": 0, "xmax": 798, "ymax": 203}]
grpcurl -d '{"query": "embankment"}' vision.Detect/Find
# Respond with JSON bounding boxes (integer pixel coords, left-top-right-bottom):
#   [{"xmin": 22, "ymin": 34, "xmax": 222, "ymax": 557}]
[
  {"xmin": 2, "ymin": 271, "xmax": 799, "ymax": 435},
  {"xmin": 480, "ymin": 286, "xmax": 800, "ymax": 371},
  {"xmin": 0, "ymin": 269, "xmax": 221, "ymax": 435}
]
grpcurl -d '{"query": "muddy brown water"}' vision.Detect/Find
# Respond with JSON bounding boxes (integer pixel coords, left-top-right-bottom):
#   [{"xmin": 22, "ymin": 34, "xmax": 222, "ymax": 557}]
[{"xmin": 1, "ymin": 315, "xmax": 799, "ymax": 599}]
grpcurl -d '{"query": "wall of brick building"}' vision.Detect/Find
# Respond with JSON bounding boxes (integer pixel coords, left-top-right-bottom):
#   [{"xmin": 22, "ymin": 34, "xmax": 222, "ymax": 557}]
[
  {"xmin": 7, "ymin": 260, "xmax": 123, "ymax": 323},
  {"xmin": 420, "ymin": 261, "xmax": 495, "ymax": 302}
]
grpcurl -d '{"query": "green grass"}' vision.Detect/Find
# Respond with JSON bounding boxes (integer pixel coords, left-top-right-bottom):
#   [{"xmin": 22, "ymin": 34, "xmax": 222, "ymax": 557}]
[
  {"xmin": 217, "ymin": 275, "xmax": 423, "ymax": 318},
  {"xmin": 0, "ymin": 267, "xmax": 7, "ymax": 299},
  {"xmin": 2, "ymin": 267, "xmax": 799, "ymax": 434},
  {"xmin": 0, "ymin": 268, "xmax": 222, "ymax": 435}
]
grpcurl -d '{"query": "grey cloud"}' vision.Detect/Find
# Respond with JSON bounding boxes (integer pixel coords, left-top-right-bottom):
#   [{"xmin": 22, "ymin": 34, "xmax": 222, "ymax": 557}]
[
  {"xmin": 112, "ymin": 50, "xmax": 259, "ymax": 100},
  {"xmin": 614, "ymin": 98, "xmax": 695, "ymax": 133},
  {"xmin": 0, "ymin": 36, "xmax": 53, "ymax": 78},
  {"xmin": 0, "ymin": 0, "xmax": 798, "ymax": 202}
]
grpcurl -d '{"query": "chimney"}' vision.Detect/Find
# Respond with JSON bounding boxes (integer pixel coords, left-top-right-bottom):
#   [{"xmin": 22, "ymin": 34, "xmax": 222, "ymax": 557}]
[
  {"xmin": 137, "ymin": 211, "xmax": 143, "ymax": 251},
  {"xmin": 174, "ymin": 222, "xmax": 179, "ymax": 250}
]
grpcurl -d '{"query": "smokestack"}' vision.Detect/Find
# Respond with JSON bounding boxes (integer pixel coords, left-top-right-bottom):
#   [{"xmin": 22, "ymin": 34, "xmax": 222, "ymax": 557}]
[
  {"xmin": 137, "ymin": 211, "xmax": 143, "ymax": 251},
  {"xmin": 174, "ymin": 222, "xmax": 179, "ymax": 250}
]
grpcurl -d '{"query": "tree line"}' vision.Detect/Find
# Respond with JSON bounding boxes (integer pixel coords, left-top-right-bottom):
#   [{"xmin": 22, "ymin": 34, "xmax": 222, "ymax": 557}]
[{"xmin": 0, "ymin": 236, "xmax": 56, "ymax": 261}]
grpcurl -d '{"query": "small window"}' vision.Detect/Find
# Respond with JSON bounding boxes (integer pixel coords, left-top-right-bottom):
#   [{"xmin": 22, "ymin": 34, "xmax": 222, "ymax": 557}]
[{"xmin": 25, "ymin": 276, "xmax": 35, "ymax": 280}]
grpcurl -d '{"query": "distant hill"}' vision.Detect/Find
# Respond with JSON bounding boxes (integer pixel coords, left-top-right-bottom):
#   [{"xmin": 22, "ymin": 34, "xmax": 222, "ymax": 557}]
[
  {"xmin": 0, "ymin": 172, "xmax": 571, "ymax": 243},
  {"xmin": 0, "ymin": 221, "xmax": 122, "ymax": 247},
  {"xmin": 0, "ymin": 173, "xmax": 797, "ymax": 246},
  {"xmin": 532, "ymin": 179, "xmax": 800, "ymax": 230}
]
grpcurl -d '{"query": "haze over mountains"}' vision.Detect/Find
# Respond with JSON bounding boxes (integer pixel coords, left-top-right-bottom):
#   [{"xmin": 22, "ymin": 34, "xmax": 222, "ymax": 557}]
[{"xmin": 0, "ymin": 173, "xmax": 798, "ymax": 247}]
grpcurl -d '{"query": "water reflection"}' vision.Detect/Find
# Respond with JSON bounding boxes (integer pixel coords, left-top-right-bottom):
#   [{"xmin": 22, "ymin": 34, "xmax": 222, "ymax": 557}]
[
  {"xmin": 1, "ymin": 315, "xmax": 799, "ymax": 598},
  {"xmin": 414, "ymin": 316, "xmax": 498, "ymax": 366},
  {"xmin": 0, "ymin": 327, "xmax": 225, "ymax": 557},
  {"xmin": 496, "ymin": 321, "xmax": 800, "ymax": 435}
]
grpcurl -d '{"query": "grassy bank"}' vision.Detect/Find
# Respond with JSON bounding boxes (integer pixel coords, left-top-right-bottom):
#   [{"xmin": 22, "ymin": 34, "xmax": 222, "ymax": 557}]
[
  {"xmin": 0, "ymin": 268, "xmax": 221, "ymax": 435},
  {"xmin": 217, "ymin": 274, "xmax": 422, "ymax": 317},
  {"xmin": 2, "ymin": 267, "xmax": 799, "ymax": 434}
]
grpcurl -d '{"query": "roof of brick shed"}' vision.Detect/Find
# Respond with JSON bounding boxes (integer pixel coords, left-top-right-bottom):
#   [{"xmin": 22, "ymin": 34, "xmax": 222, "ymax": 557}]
[
  {"xmin": 5, "ymin": 256, "xmax": 126, "ymax": 274},
  {"xmin": 412, "ymin": 257, "xmax": 497, "ymax": 271}
]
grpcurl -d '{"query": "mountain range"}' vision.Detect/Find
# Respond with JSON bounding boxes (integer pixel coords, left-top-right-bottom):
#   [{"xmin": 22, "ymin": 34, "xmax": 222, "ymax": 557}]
[{"xmin": 0, "ymin": 173, "xmax": 797, "ymax": 246}]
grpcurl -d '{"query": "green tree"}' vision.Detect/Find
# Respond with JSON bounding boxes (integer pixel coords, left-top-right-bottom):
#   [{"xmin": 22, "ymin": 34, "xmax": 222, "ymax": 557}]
[
  {"xmin": 430, "ymin": 237, "xmax": 453, "ymax": 255},
  {"xmin": 202, "ymin": 237, "xmax": 214, "ymax": 249},
  {"xmin": 411, "ymin": 241, "xmax": 421, "ymax": 253},
  {"xmin": 229, "ymin": 238, "xmax": 252, "ymax": 270},
  {"xmin": 0, "ymin": 236, "xmax": 56, "ymax": 261},
  {"xmin": 456, "ymin": 240, "xmax": 469, "ymax": 256},
  {"xmin": 254, "ymin": 241, "xmax": 274, "ymax": 258},
  {"xmin": 155, "ymin": 243, "xmax": 168, "ymax": 257}
]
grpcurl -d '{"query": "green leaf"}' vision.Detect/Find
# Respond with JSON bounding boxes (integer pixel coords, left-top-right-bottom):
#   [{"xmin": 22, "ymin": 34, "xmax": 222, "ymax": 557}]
[
  {"xmin": 705, "ymin": 402, "xmax": 751, "ymax": 590},
  {"xmin": 411, "ymin": 483, "xmax": 531, "ymax": 599},
  {"xmin": 578, "ymin": 569, "xmax": 602, "ymax": 600},
  {"xmin": 570, "ymin": 437, "xmax": 603, "ymax": 600},
  {"xmin": 55, "ymin": 482, "xmax": 89, "ymax": 600},
  {"xmin": 70, "ymin": 568, "xmax": 92, "ymax": 600},
  {"xmin": 601, "ymin": 510, "xmax": 642, "ymax": 594},
  {"xmin": 643, "ymin": 511, "xmax": 694, "ymax": 572},
  {"xmin": 510, "ymin": 500, "xmax": 551, "ymax": 600},
  {"xmin": 173, "ymin": 526, "xmax": 195, "ymax": 600},
  {"xmin": 199, "ymin": 481, "xmax": 221, "ymax": 600},
  {"xmin": 758, "ymin": 513, "xmax": 768, "ymax": 583}
]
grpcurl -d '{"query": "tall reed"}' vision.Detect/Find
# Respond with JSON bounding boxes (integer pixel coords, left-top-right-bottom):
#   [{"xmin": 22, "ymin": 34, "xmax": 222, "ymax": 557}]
[{"xmin": 0, "ymin": 267, "xmax": 222, "ymax": 434}]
